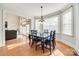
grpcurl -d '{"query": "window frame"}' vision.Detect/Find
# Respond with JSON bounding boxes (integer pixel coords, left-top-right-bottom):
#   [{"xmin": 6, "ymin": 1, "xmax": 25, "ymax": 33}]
[
  {"xmin": 61, "ymin": 6, "xmax": 74, "ymax": 36},
  {"xmin": 44, "ymin": 15, "xmax": 60, "ymax": 33},
  {"xmin": 35, "ymin": 19, "xmax": 41, "ymax": 32}
]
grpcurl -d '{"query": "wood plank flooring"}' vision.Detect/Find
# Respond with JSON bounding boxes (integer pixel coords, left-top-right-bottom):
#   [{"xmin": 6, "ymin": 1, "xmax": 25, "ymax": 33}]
[{"xmin": 0, "ymin": 39, "xmax": 75, "ymax": 56}]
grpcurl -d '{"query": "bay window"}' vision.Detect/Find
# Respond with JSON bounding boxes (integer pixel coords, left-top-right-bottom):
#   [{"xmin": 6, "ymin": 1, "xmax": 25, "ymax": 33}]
[
  {"xmin": 62, "ymin": 7, "xmax": 73, "ymax": 35},
  {"xmin": 35, "ymin": 16, "xmax": 59, "ymax": 33},
  {"xmin": 43, "ymin": 16, "xmax": 59, "ymax": 33}
]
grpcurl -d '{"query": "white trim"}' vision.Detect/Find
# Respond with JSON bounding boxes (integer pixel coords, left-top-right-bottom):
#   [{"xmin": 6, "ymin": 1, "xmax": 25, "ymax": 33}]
[
  {"xmin": 57, "ymin": 39, "xmax": 79, "ymax": 55},
  {"xmin": 75, "ymin": 48, "xmax": 79, "ymax": 55},
  {"xmin": 0, "ymin": 43, "xmax": 5, "ymax": 47},
  {"xmin": 61, "ymin": 7, "xmax": 73, "ymax": 36},
  {"xmin": 57, "ymin": 39, "xmax": 75, "ymax": 49}
]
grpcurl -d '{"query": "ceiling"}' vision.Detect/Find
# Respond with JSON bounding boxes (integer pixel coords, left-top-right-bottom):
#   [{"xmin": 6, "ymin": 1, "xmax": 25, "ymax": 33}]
[{"xmin": 0, "ymin": 3, "xmax": 69, "ymax": 17}]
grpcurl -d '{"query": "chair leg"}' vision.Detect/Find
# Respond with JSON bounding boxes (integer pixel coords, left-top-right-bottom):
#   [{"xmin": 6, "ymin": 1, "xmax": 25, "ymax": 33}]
[
  {"xmin": 35, "ymin": 43, "xmax": 37, "ymax": 50},
  {"xmin": 29, "ymin": 35, "xmax": 31, "ymax": 45},
  {"xmin": 46, "ymin": 44, "xmax": 47, "ymax": 48},
  {"xmin": 42, "ymin": 42, "xmax": 44, "ymax": 53},
  {"xmin": 41, "ymin": 42, "xmax": 43, "ymax": 50},
  {"xmin": 52, "ymin": 40, "xmax": 55, "ymax": 50},
  {"xmin": 31, "ymin": 41, "xmax": 34, "ymax": 47},
  {"xmin": 53, "ymin": 40, "xmax": 56, "ymax": 50},
  {"xmin": 54, "ymin": 41, "xmax": 56, "ymax": 46},
  {"xmin": 50, "ymin": 43, "xmax": 52, "ymax": 55},
  {"xmin": 29, "ymin": 39, "xmax": 31, "ymax": 45}
]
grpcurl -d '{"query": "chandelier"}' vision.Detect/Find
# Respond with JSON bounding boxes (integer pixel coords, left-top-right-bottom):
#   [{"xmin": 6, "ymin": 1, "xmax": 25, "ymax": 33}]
[{"xmin": 39, "ymin": 6, "xmax": 45, "ymax": 22}]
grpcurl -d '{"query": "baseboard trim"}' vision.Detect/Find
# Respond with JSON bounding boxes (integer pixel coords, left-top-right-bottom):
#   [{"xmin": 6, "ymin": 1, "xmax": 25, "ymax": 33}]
[
  {"xmin": 75, "ymin": 48, "xmax": 79, "ymax": 55},
  {"xmin": 56, "ymin": 39, "xmax": 75, "ymax": 48},
  {"xmin": 56, "ymin": 39, "xmax": 79, "ymax": 55},
  {"xmin": 0, "ymin": 43, "xmax": 5, "ymax": 47}
]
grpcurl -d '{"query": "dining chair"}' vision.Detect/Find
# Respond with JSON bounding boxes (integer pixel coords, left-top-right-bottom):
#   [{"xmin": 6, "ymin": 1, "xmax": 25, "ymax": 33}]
[
  {"xmin": 43, "ymin": 29, "xmax": 48, "ymax": 34},
  {"xmin": 30, "ymin": 30, "xmax": 42, "ymax": 49},
  {"xmin": 44, "ymin": 30, "xmax": 56, "ymax": 54},
  {"xmin": 28, "ymin": 30, "xmax": 37, "ymax": 45},
  {"xmin": 30, "ymin": 30, "xmax": 37, "ymax": 47},
  {"xmin": 52, "ymin": 30, "xmax": 56, "ymax": 50}
]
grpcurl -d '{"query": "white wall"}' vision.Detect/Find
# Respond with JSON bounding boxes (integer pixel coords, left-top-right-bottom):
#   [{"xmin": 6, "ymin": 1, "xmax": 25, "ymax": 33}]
[
  {"xmin": 0, "ymin": 7, "xmax": 3, "ymax": 47},
  {"xmin": 0, "ymin": 7, "xmax": 5, "ymax": 47},
  {"xmin": 31, "ymin": 17, "xmax": 35, "ymax": 30},
  {"xmin": 5, "ymin": 13, "xmax": 19, "ymax": 30},
  {"xmin": 56, "ymin": 34, "xmax": 76, "ymax": 48},
  {"xmin": 74, "ymin": 4, "xmax": 79, "ymax": 54},
  {"xmin": 0, "ymin": 8, "xmax": 20, "ymax": 47},
  {"xmin": 2, "ymin": 9, "xmax": 19, "ymax": 30}
]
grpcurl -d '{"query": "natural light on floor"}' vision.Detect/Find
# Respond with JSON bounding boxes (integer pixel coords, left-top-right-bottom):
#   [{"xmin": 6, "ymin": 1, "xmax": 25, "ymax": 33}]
[{"xmin": 7, "ymin": 42, "xmax": 26, "ymax": 50}]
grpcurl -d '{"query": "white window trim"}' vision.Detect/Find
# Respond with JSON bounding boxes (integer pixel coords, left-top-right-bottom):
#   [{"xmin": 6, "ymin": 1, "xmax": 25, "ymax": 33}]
[{"xmin": 61, "ymin": 6, "xmax": 74, "ymax": 36}]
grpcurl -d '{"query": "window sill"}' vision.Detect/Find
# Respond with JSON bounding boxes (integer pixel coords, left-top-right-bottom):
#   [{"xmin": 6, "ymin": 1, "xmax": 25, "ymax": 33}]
[{"xmin": 61, "ymin": 33, "xmax": 74, "ymax": 38}]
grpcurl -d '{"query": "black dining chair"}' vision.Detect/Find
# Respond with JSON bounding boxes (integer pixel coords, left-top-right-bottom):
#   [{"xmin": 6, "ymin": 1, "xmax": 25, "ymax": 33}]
[
  {"xmin": 28, "ymin": 30, "xmax": 37, "ymax": 45},
  {"xmin": 30, "ymin": 30, "xmax": 37, "ymax": 47},
  {"xmin": 44, "ymin": 30, "xmax": 56, "ymax": 54},
  {"xmin": 30, "ymin": 30, "xmax": 42, "ymax": 49},
  {"xmin": 43, "ymin": 29, "xmax": 49, "ymax": 34},
  {"xmin": 52, "ymin": 30, "xmax": 56, "ymax": 50}
]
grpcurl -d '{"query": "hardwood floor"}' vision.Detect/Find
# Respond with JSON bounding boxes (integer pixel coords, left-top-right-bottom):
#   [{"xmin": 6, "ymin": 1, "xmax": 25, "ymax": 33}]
[
  {"xmin": 0, "ymin": 38, "xmax": 75, "ymax": 56},
  {"xmin": 56, "ymin": 41, "xmax": 74, "ymax": 56}
]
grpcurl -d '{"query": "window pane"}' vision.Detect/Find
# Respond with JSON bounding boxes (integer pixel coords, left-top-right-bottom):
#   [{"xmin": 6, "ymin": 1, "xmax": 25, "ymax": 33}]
[
  {"xmin": 44, "ymin": 16, "xmax": 59, "ymax": 33},
  {"xmin": 62, "ymin": 8, "xmax": 72, "ymax": 35},
  {"xmin": 35, "ymin": 16, "xmax": 59, "ymax": 33},
  {"xmin": 35, "ymin": 19, "xmax": 40, "ymax": 32}
]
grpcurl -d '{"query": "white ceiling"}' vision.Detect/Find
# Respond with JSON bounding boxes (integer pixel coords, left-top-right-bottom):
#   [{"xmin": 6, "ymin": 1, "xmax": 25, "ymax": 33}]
[{"xmin": 0, "ymin": 3, "xmax": 69, "ymax": 17}]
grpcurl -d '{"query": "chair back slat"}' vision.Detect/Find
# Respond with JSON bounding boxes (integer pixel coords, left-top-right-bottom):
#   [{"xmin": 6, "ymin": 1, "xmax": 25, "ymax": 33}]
[
  {"xmin": 49, "ymin": 30, "xmax": 56, "ymax": 41},
  {"xmin": 52, "ymin": 30, "xmax": 56, "ymax": 40},
  {"xmin": 31, "ymin": 30, "xmax": 37, "ymax": 36},
  {"xmin": 50, "ymin": 31, "xmax": 53, "ymax": 41}
]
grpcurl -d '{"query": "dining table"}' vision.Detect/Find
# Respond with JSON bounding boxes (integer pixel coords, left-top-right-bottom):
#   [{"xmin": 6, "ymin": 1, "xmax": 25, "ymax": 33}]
[{"xmin": 29, "ymin": 32, "xmax": 50, "ymax": 53}]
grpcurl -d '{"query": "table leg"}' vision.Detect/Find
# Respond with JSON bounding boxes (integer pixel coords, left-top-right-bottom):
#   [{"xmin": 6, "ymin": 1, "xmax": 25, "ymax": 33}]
[
  {"xmin": 50, "ymin": 42, "xmax": 52, "ymax": 55},
  {"xmin": 42, "ymin": 39, "xmax": 44, "ymax": 53},
  {"xmin": 29, "ymin": 35, "xmax": 31, "ymax": 45}
]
